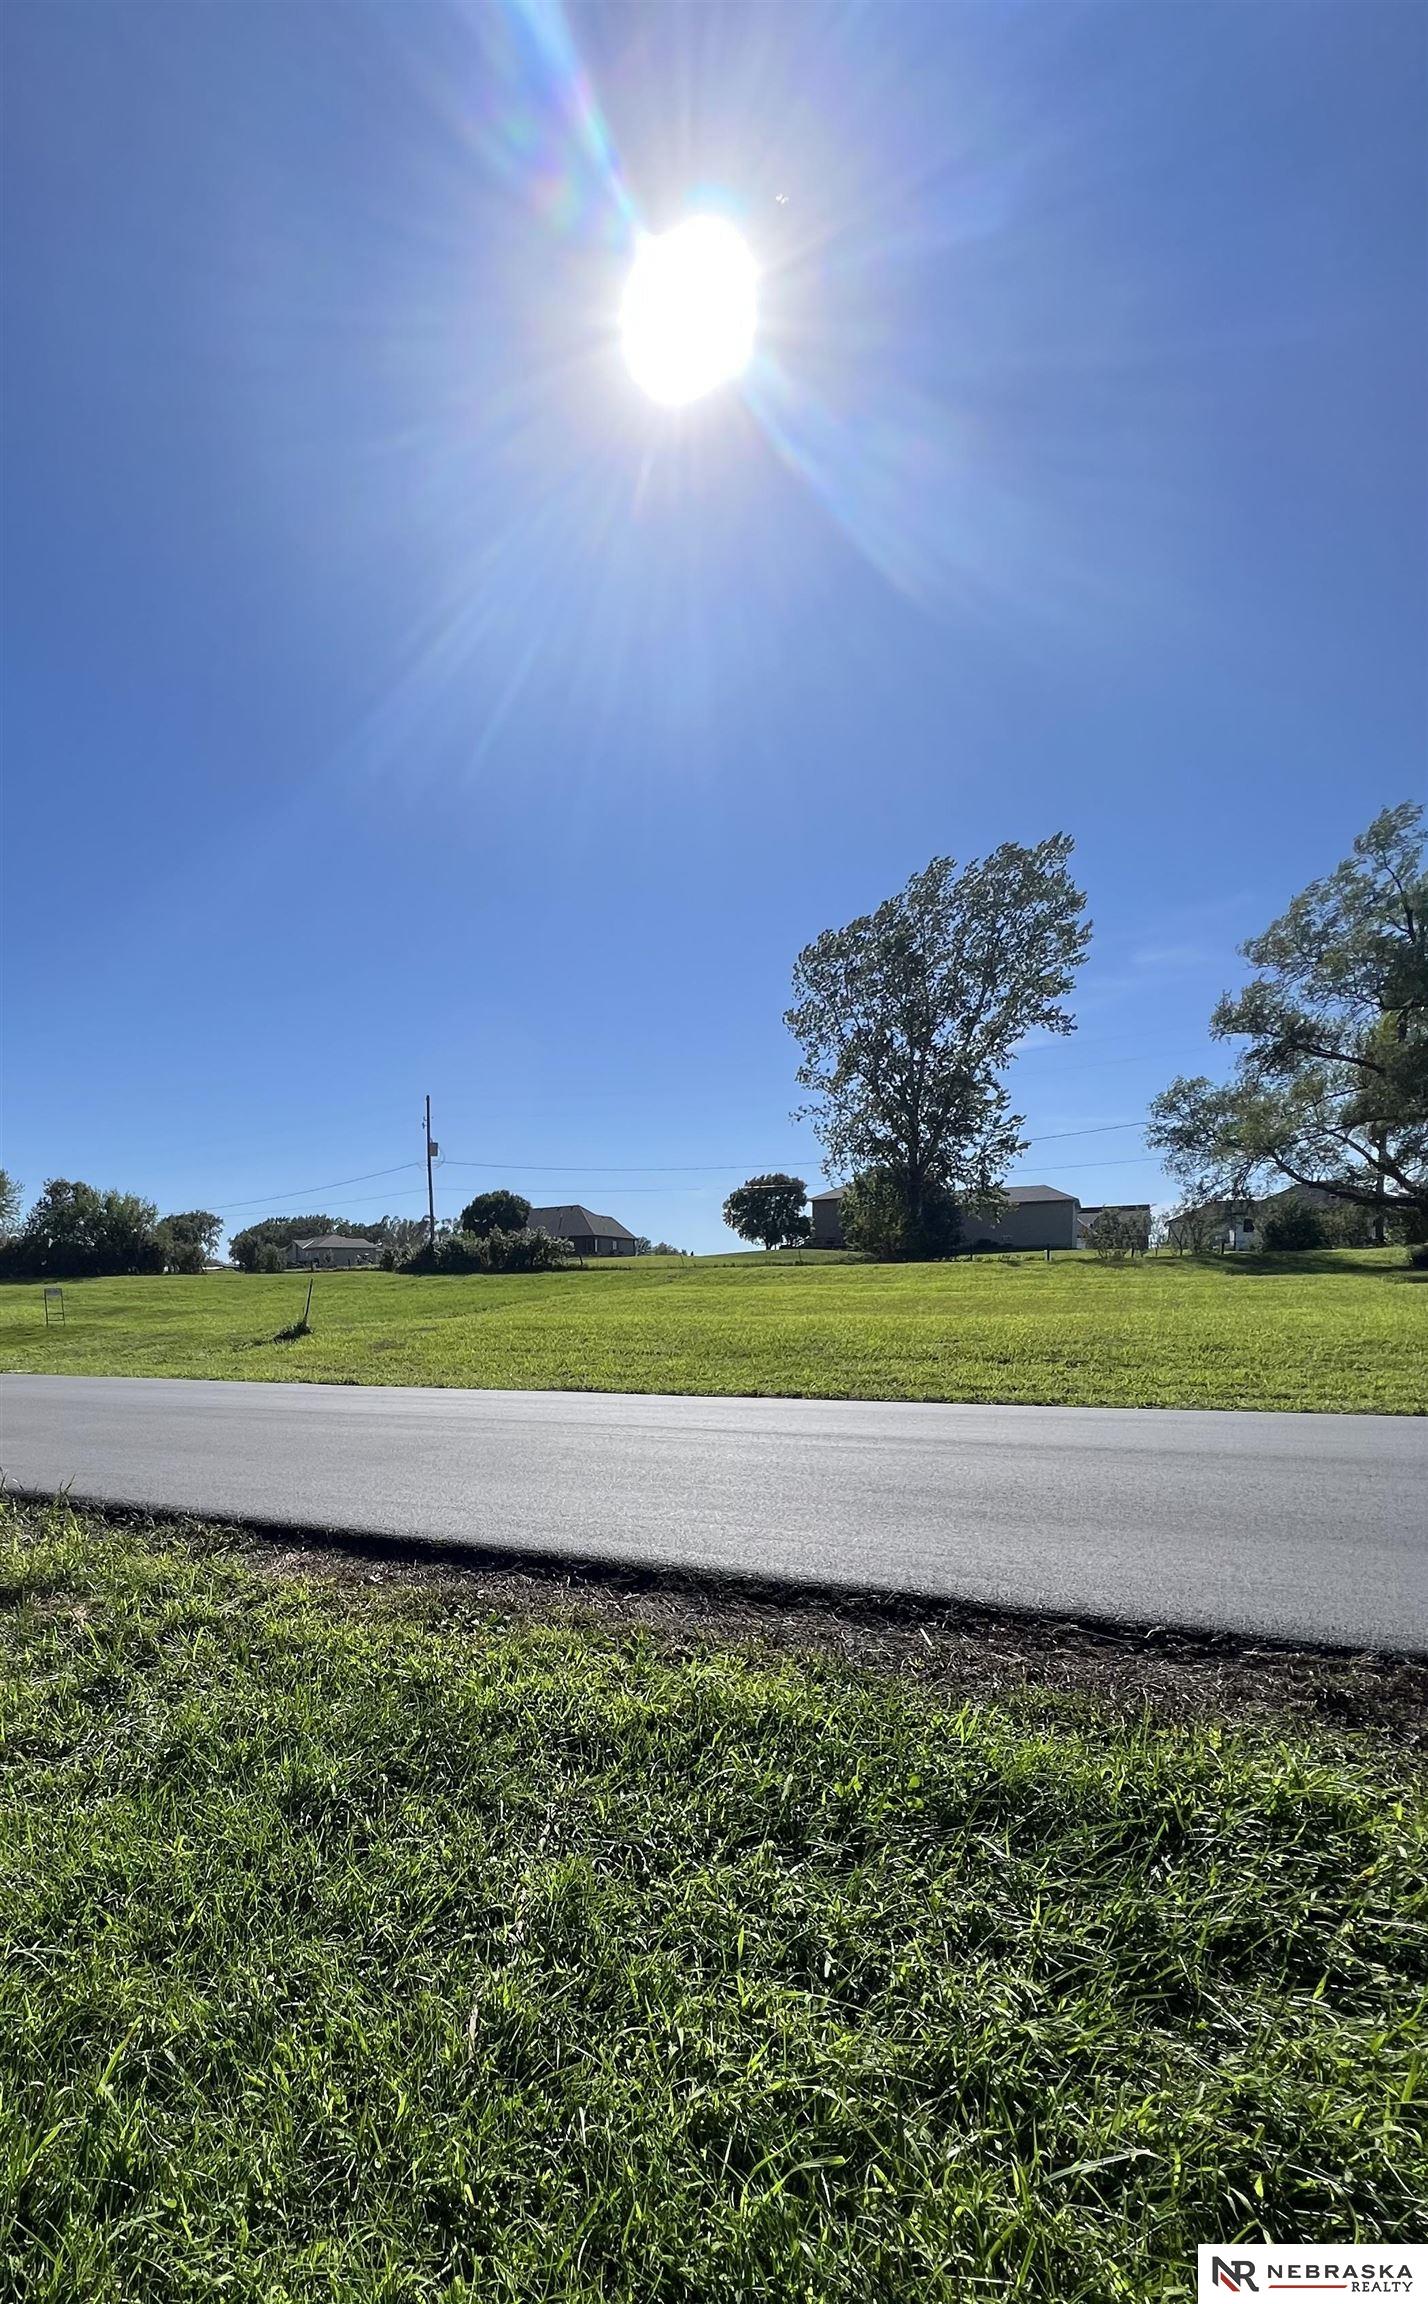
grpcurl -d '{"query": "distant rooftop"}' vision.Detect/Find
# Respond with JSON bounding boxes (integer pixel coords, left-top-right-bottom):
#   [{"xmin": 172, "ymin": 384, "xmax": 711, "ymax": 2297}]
[
  {"xmin": 811, "ymin": 1183, "xmax": 1076, "ymax": 1207},
  {"xmin": 526, "ymin": 1204, "xmax": 637, "ymax": 1242}
]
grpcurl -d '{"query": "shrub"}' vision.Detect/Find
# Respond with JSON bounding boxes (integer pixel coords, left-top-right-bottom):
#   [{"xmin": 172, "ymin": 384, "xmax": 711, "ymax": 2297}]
[
  {"xmin": 402, "ymin": 1227, "xmax": 572, "ymax": 1276},
  {"xmin": 839, "ymin": 1170, "xmax": 962, "ymax": 1261},
  {"xmin": 1261, "ymin": 1200, "xmax": 1328, "ymax": 1253},
  {"xmin": 1084, "ymin": 1209, "xmax": 1141, "ymax": 1264}
]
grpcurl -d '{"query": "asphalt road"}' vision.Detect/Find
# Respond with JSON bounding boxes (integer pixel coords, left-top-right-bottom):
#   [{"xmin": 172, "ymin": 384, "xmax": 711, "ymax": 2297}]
[{"xmin": 3, "ymin": 1374, "xmax": 1425, "ymax": 1650}]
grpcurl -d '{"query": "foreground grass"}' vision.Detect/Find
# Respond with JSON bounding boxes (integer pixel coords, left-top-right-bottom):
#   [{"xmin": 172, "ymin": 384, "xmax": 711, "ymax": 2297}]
[
  {"xmin": 2, "ymin": 1248, "xmax": 1424, "ymax": 1412},
  {"xmin": 1, "ymin": 1503, "xmax": 1424, "ymax": 2302}
]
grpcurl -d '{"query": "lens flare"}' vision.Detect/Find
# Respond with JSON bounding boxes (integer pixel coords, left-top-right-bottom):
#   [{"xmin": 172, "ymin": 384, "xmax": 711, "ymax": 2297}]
[{"xmin": 621, "ymin": 217, "xmax": 757, "ymax": 406}]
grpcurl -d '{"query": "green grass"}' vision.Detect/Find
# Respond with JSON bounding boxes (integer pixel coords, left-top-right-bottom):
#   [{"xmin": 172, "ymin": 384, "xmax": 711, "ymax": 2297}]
[
  {"xmin": 2, "ymin": 1249, "xmax": 1424, "ymax": 1412},
  {"xmin": 0, "ymin": 1502, "xmax": 1423, "ymax": 2302}
]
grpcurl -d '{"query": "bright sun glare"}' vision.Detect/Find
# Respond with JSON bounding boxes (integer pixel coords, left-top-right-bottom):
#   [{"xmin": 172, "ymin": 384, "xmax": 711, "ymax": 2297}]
[{"xmin": 621, "ymin": 216, "xmax": 757, "ymax": 406}]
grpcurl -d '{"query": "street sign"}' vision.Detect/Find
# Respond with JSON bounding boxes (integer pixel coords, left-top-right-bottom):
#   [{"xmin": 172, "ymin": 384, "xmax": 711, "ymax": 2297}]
[{"xmin": 42, "ymin": 1286, "xmax": 65, "ymax": 1327}]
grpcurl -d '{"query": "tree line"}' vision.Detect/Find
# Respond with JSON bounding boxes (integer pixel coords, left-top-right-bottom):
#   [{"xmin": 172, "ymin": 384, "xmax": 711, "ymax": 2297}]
[{"xmin": 0, "ymin": 1181, "xmax": 223, "ymax": 1279}]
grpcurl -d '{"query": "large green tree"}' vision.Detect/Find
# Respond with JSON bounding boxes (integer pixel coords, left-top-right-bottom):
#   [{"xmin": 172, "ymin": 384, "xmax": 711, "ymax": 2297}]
[
  {"xmin": 1148, "ymin": 804, "xmax": 1427, "ymax": 1241},
  {"xmin": 155, "ymin": 1211, "xmax": 222, "ymax": 1274},
  {"xmin": 721, "ymin": 1174, "xmax": 812, "ymax": 1252},
  {"xmin": 457, "ymin": 1190, "xmax": 532, "ymax": 1238},
  {"xmin": 785, "ymin": 839, "xmax": 1090, "ymax": 1237},
  {"xmin": 0, "ymin": 1180, "xmax": 163, "ymax": 1278}
]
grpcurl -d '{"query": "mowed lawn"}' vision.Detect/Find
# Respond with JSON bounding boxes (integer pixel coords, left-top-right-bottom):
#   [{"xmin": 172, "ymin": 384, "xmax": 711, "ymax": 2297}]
[
  {"xmin": 2, "ymin": 1249, "xmax": 1423, "ymax": 1412},
  {"xmin": 2, "ymin": 1502, "xmax": 1424, "ymax": 2304}
]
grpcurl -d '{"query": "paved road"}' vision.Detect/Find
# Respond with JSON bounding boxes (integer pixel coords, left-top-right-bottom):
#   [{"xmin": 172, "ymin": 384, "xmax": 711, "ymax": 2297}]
[{"xmin": 3, "ymin": 1374, "xmax": 1425, "ymax": 1650}]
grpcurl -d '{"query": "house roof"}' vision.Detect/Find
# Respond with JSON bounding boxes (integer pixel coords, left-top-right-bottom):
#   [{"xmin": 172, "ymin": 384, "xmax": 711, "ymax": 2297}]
[
  {"xmin": 295, "ymin": 1235, "xmax": 377, "ymax": 1251},
  {"xmin": 811, "ymin": 1182, "xmax": 1076, "ymax": 1207},
  {"xmin": 526, "ymin": 1204, "xmax": 637, "ymax": 1243}
]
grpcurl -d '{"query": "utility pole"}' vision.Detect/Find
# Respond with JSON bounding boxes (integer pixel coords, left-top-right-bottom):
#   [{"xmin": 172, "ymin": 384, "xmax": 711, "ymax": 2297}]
[{"xmin": 424, "ymin": 1094, "xmax": 438, "ymax": 1249}]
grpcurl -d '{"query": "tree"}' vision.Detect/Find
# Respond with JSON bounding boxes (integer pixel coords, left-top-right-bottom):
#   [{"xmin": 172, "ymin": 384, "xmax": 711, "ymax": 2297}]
[
  {"xmin": 1148, "ymin": 805, "xmax": 1426, "ymax": 1243},
  {"xmin": 0, "ymin": 1179, "xmax": 163, "ymax": 1278},
  {"xmin": 840, "ymin": 1169, "xmax": 962, "ymax": 1260},
  {"xmin": 369, "ymin": 1214, "xmax": 428, "ymax": 1260},
  {"xmin": 721, "ymin": 1174, "xmax": 812, "ymax": 1251},
  {"xmin": 155, "ymin": 1210, "xmax": 222, "ymax": 1274},
  {"xmin": 457, "ymin": 1189, "xmax": 532, "ymax": 1238},
  {"xmin": 0, "ymin": 1170, "xmax": 20, "ymax": 1240},
  {"xmin": 786, "ymin": 839, "xmax": 1090, "ymax": 1247}
]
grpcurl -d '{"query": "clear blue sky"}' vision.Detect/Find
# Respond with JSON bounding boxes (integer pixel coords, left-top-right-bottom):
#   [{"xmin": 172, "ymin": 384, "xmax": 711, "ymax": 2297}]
[{"xmin": 3, "ymin": 0, "xmax": 1424, "ymax": 1251}]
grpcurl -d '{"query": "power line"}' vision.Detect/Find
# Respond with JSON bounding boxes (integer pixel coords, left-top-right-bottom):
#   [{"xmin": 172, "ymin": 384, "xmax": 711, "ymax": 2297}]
[
  {"xmin": 189, "ymin": 1118, "xmax": 1165, "ymax": 1226},
  {"xmin": 209, "ymin": 1163, "xmax": 422, "ymax": 1214},
  {"xmin": 438, "ymin": 1120, "xmax": 1149, "ymax": 1175}
]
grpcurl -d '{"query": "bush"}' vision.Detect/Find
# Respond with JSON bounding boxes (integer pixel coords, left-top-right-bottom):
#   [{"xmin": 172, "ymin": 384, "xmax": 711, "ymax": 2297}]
[
  {"xmin": 840, "ymin": 1170, "xmax": 962, "ymax": 1261},
  {"xmin": 1084, "ymin": 1210, "xmax": 1141, "ymax": 1264},
  {"xmin": 402, "ymin": 1227, "xmax": 572, "ymax": 1276},
  {"xmin": 1261, "ymin": 1200, "xmax": 1329, "ymax": 1253},
  {"xmin": 254, "ymin": 1244, "xmax": 287, "ymax": 1274}
]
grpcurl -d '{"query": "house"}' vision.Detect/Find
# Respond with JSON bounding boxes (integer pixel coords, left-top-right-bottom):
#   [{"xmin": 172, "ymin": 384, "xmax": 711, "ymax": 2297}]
[
  {"xmin": 1166, "ymin": 1182, "xmax": 1349, "ymax": 1253},
  {"xmin": 811, "ymin": 1183, "xmax": 1081, "ymax": 1253},
  {"xmin": 1076, "ymin": 1202, "xmax": 1152, "ymax": 1251},
  {"xmin": 287, "ymin": 1234, "xmax": 379, "ymax": 1270},
  {"xmin": 526, "ymin": 1204, "xmax": 639, "ymax": 1258},
  {"xmin": 1166, "ymin": 1201, "xmax": 1260, "ymax": 1252}
]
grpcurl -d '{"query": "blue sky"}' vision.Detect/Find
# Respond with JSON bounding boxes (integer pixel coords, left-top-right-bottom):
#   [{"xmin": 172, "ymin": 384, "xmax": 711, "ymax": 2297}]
[{"xmin": 3, "ymin": 0, "xmax": 1424, "ymax": 1252}]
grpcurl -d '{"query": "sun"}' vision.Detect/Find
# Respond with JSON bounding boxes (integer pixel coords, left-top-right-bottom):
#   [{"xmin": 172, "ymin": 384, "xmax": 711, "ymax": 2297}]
[{"xmin": 620, "ymin": 216, "xmax": 757, "ymax": 406}]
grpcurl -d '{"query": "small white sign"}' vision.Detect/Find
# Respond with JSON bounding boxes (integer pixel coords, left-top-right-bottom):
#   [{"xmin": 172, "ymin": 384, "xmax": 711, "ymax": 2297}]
[{"xmin": 1199, "ymin": 2246, "xmax": 1428, "ymax": 2299}]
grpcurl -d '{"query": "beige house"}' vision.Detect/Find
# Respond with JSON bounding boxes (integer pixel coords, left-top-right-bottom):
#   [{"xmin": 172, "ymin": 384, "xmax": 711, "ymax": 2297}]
[{"xmin": 287, "ymin": 1234, "xmax": 379, "ymax": 1270}]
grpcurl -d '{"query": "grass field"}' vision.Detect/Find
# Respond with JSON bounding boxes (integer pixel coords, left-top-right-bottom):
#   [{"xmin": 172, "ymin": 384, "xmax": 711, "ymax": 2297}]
[
  {"xmin": 1, "ymin": 1500, "xmax": 1424, "ymax": 2303},
  {"xmin": 1, "ymin": 1248, "xmax": 1423, "ymax": 1412}
]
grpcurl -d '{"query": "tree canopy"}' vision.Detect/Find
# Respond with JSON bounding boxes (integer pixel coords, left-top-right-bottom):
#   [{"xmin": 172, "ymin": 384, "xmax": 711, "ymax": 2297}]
[
  {"xmin": 721, "ymin": 1175, "xmax": 812, "ymax": 1252},
  {"xmin": 155, "ymin": 1210, "xmax": 222, "ymax": 1274},
  {"xmin": 457, "ymin": 1190, "xmax": 532, "ymax": 1238},
  {"xmin": 1148, "ymin": 804, "xmax": 1427, "ymax": 1240},
  {"xmin": 785, "ymin": 839, "xmax": 1090, "ymax": 1238},
  {"xmin": 0, "ymin": 1179, "xmax": 163, "ymax": 1278}
]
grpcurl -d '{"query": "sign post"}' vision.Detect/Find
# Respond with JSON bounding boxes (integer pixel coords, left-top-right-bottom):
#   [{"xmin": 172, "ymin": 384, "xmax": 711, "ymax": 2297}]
[{"xmin": 42, "ymin": 1286, "xmax": 65, "ymax": 1328}]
